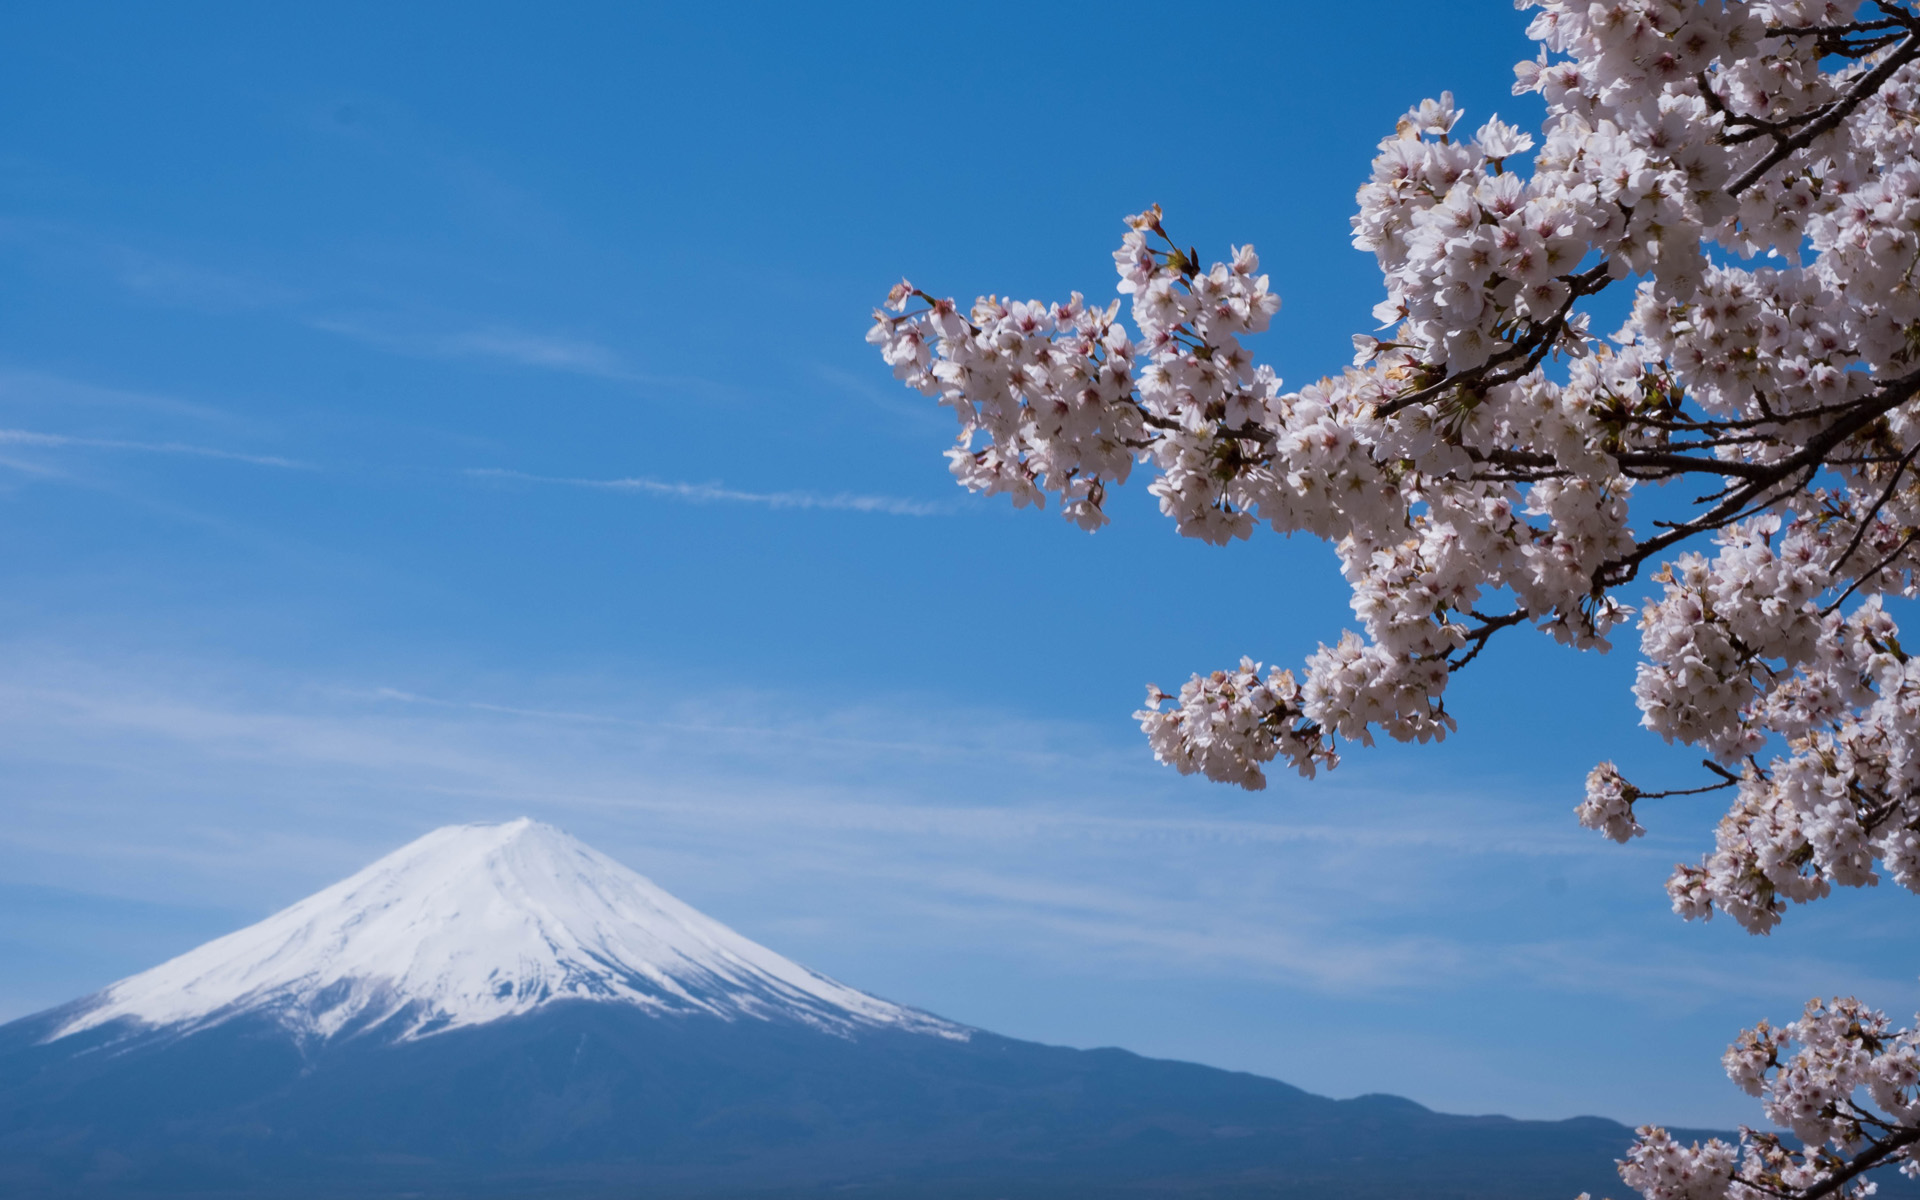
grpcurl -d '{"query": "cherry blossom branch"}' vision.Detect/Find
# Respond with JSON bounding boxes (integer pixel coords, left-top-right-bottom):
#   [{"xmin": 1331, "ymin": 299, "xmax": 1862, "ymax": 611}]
[
  {"xmin": 1373, "ymin": 261, "xmax": 1612, "ymax": 419},
  {"xmin": 876, "ymin": 9, "xmax": 1920, "ymax": 1198},
  {"xmin": 1789, "ymin": 1127, "xmax": 1920, "ymax": 1200},
  {"xmin": 1446, "ymin": 610, "xmax": 1529, "ymax": 670},
  {"xmin": 1629, "ymin": 760, "xmax": 1745, "ymax": 803},
  {"xmin": 1597, "ymin": 370, "xmax": 1920, "ymax": 587},
  {"xmin": 1822, "ymin": 529, "xmax": 1920, "ymax": 615},
  {"xmin": 1725, "ymin": 29, "xmax": 1920, "ymax": 196},
  {"xmin": 873, "ymin": 0, "xmax": 1920, "ymax": 966},
  {"xmin": 1829, "ymin": 438, "xmax": 1920, "ymax": 573}
]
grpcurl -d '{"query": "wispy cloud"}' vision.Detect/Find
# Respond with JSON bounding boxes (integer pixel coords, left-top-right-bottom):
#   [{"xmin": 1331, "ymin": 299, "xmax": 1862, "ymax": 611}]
[
  {"xmin": 465, "ymin": 466, "xmax": 948, "ymax": 516},
  {"xmin": 859, "ymin": 865, "xmax": 1467, "ymax": 990},
  {"xmin": 111, "ymin": 248, "xmax": 300, "ymax": 311},
  {"xmin": 813, "ymin": 363, "xmax": 951, "ymax": 430},
  {"xmin": 0, "ymin": 367, "xmax": 227, "ymax": 423},
  {"xmin": 0, "ymin": 656, "xmax": 1883, "ymax": 1006},
  {"xmin": 4, "ymin": 647, "xmax": 1913, "ymax": 1125},
  {"xmin": 0, "ymin": 217, "xmax": 693, "ymax": 390},
  {"xmin": 0, "ymin": 218, "xmax": 298, "ymax": 315},
  {"xmin": 311, "ymin": 317, "xmax": 639, "ymax": 381},
  {"xmin": 0, "ymin": 429, "xmax": 308, "ymax": 470}
]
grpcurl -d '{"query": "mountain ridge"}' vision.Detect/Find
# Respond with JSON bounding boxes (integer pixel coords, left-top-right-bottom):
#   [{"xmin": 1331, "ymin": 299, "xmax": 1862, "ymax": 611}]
[{"xmin": 0, "ymin": 996, "xmax": 1680, "ymax": 1200}]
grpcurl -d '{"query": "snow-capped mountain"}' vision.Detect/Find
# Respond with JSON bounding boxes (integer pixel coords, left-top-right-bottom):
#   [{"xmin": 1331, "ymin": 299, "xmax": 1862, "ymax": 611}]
[
  {"xmin": 0, "ymin": 819, "xmax": 1711, "ymax": 1199},
  {"xmin": 54, "ymin": 818, "xmax": 959, "ymax": 1045}
]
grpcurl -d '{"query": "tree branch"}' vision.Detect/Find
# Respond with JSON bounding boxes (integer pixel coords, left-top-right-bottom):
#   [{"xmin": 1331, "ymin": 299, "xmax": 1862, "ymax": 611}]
[
  {"xmin": 1726, "ymin": 33, "xmax": 1920, "ymax": 196},
  {"xmin": 1795, "ymin": 1127, "xmax": 1920, "ymax": 1200}
]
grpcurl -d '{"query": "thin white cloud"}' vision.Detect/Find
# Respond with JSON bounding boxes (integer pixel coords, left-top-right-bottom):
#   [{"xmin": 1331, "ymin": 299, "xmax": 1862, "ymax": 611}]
[
  {"xmin": 0, "ymin": 367, "xmax": 227, "ymax": 422},
  {"xmin": 430, "ymin": 328, "xmax": 628, "ymax": 375},
  {"xmin": 111, "ymin": 249, "xmax": 300, "ymax": 311},
  {"xmin": 0, "ymin": 659, "xmax": 1861, "ymax": 1004},
  {"xmin": 466, "ymin": 466, "xmax": 947, "ymax": 517},
  {"xmin": 812, "ymin": 362, "xmax": 950, "ymax": 429},
  {"xmin": 311, "ymin": 317, "xmax": 638, "ymax": 380},
  {"xmin": 0, "ymin": 429, "xmax": 308, "ymax": 470},
  {"xmin": 5, "ymin": 641, "xmax": 1916, "ymax": 1131},
  {"xmin": 10, "ymin": 673, "xmax": 1597, "ymax": 865},
  {"xmin": 1499, "ymin": 937, "xmax": 1920, "ymax": 1012},
  {"xmin": 0, "ymin": 216, "xmax": 300, "ymax": 314},
  {"xmin": 0, "ymin": 220, "xmax": 633, "ymax": 382},
  {"xmin": 0, "ymin": 664, "xmax": 1546, "ymax": 998}
]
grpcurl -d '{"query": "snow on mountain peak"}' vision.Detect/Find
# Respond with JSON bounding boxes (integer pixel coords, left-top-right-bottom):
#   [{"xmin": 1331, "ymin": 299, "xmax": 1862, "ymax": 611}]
[{"xmin": 53, "ymin": 818, "xmax": 961, "ymax": 1044}]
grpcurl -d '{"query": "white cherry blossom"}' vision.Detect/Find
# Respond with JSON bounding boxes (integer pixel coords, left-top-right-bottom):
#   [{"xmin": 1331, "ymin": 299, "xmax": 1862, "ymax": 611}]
[{"xmin": 872, "ymin": 3, "xmax": 1920, "ymax": 1195}]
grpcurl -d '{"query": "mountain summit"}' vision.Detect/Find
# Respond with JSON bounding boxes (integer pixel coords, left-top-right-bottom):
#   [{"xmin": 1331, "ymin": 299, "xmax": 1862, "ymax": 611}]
[{"xmin": 55, "ymin": 818, "xmax": 956, "ymax": 1045}]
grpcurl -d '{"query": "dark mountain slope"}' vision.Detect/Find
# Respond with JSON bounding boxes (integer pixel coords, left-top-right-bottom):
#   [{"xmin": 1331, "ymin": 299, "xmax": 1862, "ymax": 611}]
[{"xmin": 0, "ymin": 1000, "xmax": 1681, "ymax": 1200}]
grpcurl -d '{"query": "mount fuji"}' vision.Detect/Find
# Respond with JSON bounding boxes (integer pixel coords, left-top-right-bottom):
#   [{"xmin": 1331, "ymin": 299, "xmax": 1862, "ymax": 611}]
[
  {"xmin": 0, "ymin": 819, "xmax": 1700, "ymax": 1198},
  {"xmin": 50, "ymin": 818, "xmax": 957, "ymax": 1046}
]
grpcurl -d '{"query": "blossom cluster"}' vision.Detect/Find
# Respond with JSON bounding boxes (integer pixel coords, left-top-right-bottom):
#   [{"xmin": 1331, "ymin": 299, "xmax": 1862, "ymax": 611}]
[
  {"xmin": 1618, "ymin": 998, "xmax": 1920, "ymax": 1200},
  {"xmin": 1136, "ymin": 657, "xmax": 1336, "ymax": 789},
  {"xmin": 874, "ymin": 4, "xmax": 1920, "ymax": 1192},
  {"xmin": 873, "ymin": 0, "xmax": 1920, "ymax": 930}
]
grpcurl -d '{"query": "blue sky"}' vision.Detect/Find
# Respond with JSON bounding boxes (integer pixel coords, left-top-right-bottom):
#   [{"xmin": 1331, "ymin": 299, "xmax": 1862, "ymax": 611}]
[{"xmin": 2, "ymin": 0, "xmax": 1915, "ymax": 1129}]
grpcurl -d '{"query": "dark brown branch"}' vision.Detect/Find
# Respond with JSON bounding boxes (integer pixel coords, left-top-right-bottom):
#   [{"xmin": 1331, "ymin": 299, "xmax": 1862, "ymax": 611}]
[
  {"xmin": 1830, "ymin": 436, "xmax": 1920, "ymax": 573},
  {"xmin": 1822, "ymin": 528, "xmax": 1920, "ymax": 615},
  {"xmin": 1446, "ymin": 610, "xmax": 1529, "ymax": 670},
  {"xmin": 1375, "ymin": 262, "xmax": 1613, "ymax": 419},
  {"xmin": 1635, "ymin": 761, "xmax": 1740, "ymax": 801},
  {"xmin": 1612, "ymin": 450, "xmax": 1781, "ymax": 480},
  {"xmin": 1726, "ymin": 33, "xmax": 1920, "ymax": 196},
  {"xmin": 1795, "ymin": 1127, "xmax": 1920, "ymax": 1200},
  {"xmin": 1637, "ymin": 393, "xmax": 1885, "ymax": 433},
  {"xmin": 1598, "ymin": 368, "xmax": 1920, "ymax": 587},
  {"xmin": 1769, "ymin": 16, "xmax": 1909, "ymax": 38},
  {"xmin": 1702, "ymin": 759, "xmax": 1744, "ymax": 785}
]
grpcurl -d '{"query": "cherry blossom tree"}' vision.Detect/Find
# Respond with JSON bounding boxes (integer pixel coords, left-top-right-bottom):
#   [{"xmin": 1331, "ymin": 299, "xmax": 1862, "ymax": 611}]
[{"xmin": 871, "ymin": 1, "xmax": 1920, "ymax": 1196}]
